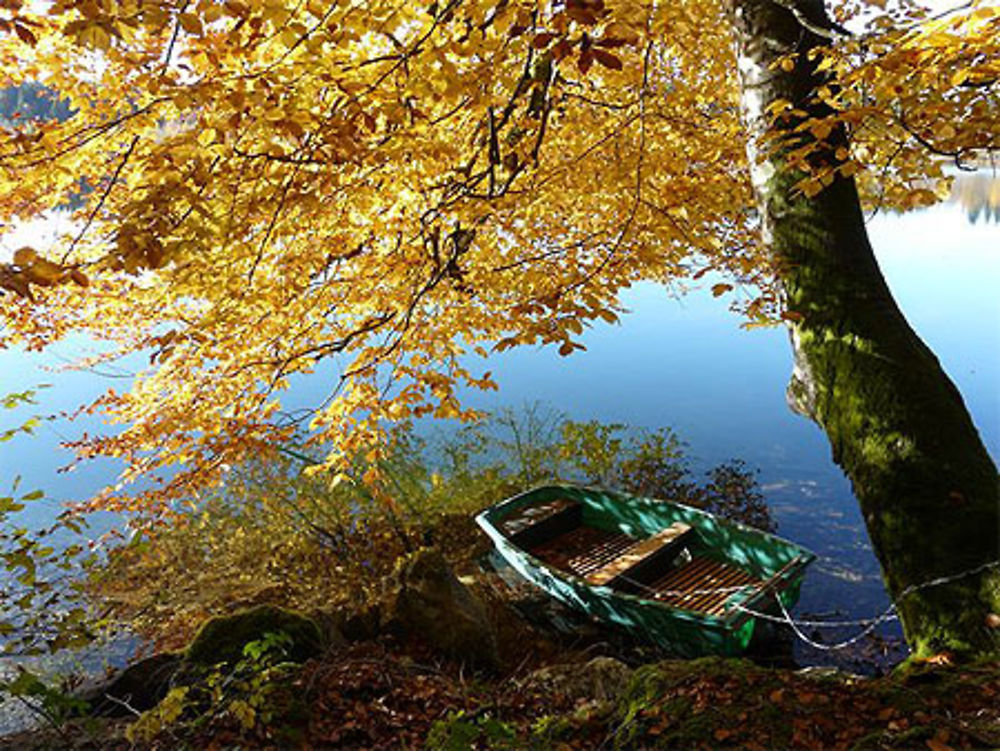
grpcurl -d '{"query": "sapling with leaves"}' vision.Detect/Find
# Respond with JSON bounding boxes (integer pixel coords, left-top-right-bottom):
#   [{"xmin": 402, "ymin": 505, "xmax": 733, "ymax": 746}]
[{"xmin": 0, "ymin": 389, "xmax": 97, "ymax": 658}]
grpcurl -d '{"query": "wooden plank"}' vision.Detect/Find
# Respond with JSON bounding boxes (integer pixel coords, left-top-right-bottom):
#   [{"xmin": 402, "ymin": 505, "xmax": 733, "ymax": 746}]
[
  {"xmin": 649, "ymin": 556, "xmax": 761, "ymax": 615},
  {"xmin": 567, "ymin": 541, "xmax": 630, "ymax": 576},
  {"xmin": 653, "ymin": 557, "xmax": 713, "ymax": 592},
  {"xmin": 500, "ymin": 496, "xmax": 578, "ymax": 537},
  {"xmin": 585, "ymin": 522, "xmax": 693, "ymax": 587},
  {"xmin": 529, "ymin": 524, "xmax": 766, "ymax": 617},
  {"xmin": 530, "ymin": 526, "xmax": 636, "ymax": 578}
]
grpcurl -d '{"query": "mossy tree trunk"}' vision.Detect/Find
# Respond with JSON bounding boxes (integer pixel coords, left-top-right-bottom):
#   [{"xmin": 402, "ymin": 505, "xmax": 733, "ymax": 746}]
[{"xmin": 730, "ymin": 0, "xmax": 1000, "ymax": 658}]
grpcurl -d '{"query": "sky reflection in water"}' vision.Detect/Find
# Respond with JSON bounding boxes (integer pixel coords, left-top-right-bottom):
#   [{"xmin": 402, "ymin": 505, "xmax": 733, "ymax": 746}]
[{"xmin": 0, "ymin": 181, "xmax": 997, "ymax": 670}]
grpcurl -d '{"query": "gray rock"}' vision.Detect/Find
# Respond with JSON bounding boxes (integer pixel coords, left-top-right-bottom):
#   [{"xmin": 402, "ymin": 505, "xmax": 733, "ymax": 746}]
[
  {"xmin": 79, "ymin": 652, "xmax": 182, "ymax": 717},
  {"xmin": 380, "ymin": 548, "xmax": 499, "ymax": 669}
]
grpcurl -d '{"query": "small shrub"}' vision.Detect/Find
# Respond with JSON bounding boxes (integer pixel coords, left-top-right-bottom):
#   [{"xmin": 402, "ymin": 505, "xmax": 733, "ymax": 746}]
[{"xmin": 88, "ymin": 405, "xmax": 773, "ymax": 647}]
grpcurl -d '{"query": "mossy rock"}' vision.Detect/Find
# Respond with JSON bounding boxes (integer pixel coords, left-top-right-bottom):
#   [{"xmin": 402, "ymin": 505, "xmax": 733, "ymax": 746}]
[
  {"xmin": 186, "ymin": 604, "xmax": 323, "ymax": 667},
  {"xmin": 613, "ymin": 658, "xmax": 789, "ymax": 749},
  {"xmin": 518, "ymin": 656, "xmax": 633, "ymax": 703}
]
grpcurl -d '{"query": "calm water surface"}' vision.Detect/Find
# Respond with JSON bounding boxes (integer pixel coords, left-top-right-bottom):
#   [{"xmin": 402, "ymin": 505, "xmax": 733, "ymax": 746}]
[{"xmin": 1, "ymin": 194, "xmax": 998, "ymax": 672}]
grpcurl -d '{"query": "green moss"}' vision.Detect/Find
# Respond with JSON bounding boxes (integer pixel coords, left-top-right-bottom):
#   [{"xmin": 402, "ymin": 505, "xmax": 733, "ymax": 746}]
[
  {"xmin": 751, "ymin": 108, "xmax": 1000, "ymax": 660},
  {"xmin": 530, "ymin": 714, "xmax": 575, "ymax": 744},
  {"xmin": 185, "ymin": 604, "xmax": 323, "ymax": 667},
  {"xmin": 426, "ymin": 711, "xmax": 519, "ymax": 751},
  {"xmin": 611, "ymin": 658, "xmax": 790, "ymax": 748}
]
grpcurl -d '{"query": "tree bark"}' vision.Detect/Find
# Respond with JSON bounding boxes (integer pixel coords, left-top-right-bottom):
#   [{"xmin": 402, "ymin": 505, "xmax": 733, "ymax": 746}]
[{"xmin": 729, "ymin": 0, "xmax": 1000, "ymax": 658}]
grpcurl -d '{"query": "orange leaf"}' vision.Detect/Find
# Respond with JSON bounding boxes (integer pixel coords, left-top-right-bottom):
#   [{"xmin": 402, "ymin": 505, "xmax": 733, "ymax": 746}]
[
  {"xmin": 919, "ymin": 652, "xmax": 954, "ymax": 666},
  {"xmin": 69, "ymin": 269, "xmax": 90, "ymax": 287},
  {"xmin": 552, "ymin": 39, "xmax": 574, "ymax": 61},
  {"xmin": 596, "ymin": 36, "xmax": 628, "ymax": 49},
  {"xmin": 532, "ymin": 32, "xmax": 556, "ymax": 48},
  {"xmin": 14, "ymin": 23, "xmax": 37, "ymax": 46},
  {"xmin": 592, "ymin": 49, "xmax": 622, "ymax": 70},
  {"xmin": 13, "ymin": 247, "xmax": 37, "ymax": 267},
  {"xmin": 178, "ymin": 12, "xmax": 204, "ymax": 35}
]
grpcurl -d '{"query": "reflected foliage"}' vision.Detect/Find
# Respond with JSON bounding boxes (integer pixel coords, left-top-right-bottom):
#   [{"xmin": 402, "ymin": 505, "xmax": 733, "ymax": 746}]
[
  {"xmin": 0, "ymin": 388, "xmax": 97, "ymax": 659},
  {"xmin": 89, "ymin": 407, "xmax": 773, "ymax": 648}
]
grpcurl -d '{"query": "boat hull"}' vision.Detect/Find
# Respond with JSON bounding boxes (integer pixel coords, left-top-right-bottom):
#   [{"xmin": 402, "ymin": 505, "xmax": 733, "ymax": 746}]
[{"xmin": 476, "ymin": 485, "xmax": 814, "ymax": 657}]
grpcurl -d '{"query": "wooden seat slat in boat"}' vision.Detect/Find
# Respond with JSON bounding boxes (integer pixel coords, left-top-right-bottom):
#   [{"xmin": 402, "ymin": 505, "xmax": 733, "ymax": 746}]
[
  {"xmin": 671, "ymin": 568, "xmax": 739, "ymax": 611},
  {"xmin": 584, "ymin": 522, "xmax": 694, "ymax": 587},
  {"xmin": 500, "ymin": 496, "xmax": 579, "ymax": 536},
  {"xmin": 529, "ymin": 525, "xmax": 636, "ymax": 578},
  {"xmin": 502, "ymin": 497, "xmax": 584, "ymax": 549},
  {"xmin": 654, "ymin": 555, "xmax": 715, "ymax": 591},
  {"xmin": 646, "ymin": 556, "xmax": 761, "ymax": 616}
]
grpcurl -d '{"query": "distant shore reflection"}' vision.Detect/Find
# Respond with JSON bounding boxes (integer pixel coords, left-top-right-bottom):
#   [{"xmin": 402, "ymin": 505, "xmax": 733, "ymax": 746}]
[{"xmin": 950, "ymin": 172, "xmax": 1000, "ymax": 224}]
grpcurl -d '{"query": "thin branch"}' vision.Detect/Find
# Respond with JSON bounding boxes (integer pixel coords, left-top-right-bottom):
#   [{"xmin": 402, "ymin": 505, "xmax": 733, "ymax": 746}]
[
  {"xmin": 60, "ymin": 135, "xmax": 139, "ymax": 264},
  {"xmin": 160, "ymin": 0, "xmax": 191, "ymax": 77}
]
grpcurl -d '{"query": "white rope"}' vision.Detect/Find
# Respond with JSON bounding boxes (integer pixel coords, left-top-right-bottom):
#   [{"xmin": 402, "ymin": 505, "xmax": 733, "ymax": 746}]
[
  {"xmin": 734, "ymin": 606, "xmax": 898, "ymax": 629},
  {"xmin": 615, "ymin": 558, "xmax": 1000, "ymax": 652},
  {"xmin": 651, "ymin": 584, "xmax": 756, "ymax": 598},
  {"xmin": 612, "ymin": 572, "xmax": 755, "ymax": 600},
  {"xmin": 733, "ymin": 559, "xmax": 1000, "ymax": 652},
  {"xmin": 895, "ymin": 558, "xmax": 1000, "ymax": 601},
  {"xmin": 733, "ymin": 599, "xmax": 900, "ymax": 651}
]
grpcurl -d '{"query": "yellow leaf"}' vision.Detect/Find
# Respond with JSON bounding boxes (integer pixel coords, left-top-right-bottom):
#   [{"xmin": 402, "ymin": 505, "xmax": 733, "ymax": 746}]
[
  {"xmin": 79, "ymin": 24, "xmax": 112, "ymax": 50},
  {"xmin": 198, "ymin": 127, "xmax": 217, "ymax": 146},
  {"xmin": 839, "ymin": 161, "xmax": 860, "ymax": 178},
  {"xmin": 798, "ymin": 178, "xmax": 824, "ymax": 198},
  {"xmin": 179, "ymin": 13, "xmax": 204, "ymax": 35}
]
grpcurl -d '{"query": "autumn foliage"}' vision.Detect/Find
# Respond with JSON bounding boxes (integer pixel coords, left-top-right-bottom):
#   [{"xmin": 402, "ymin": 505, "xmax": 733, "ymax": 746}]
[{"xmin": 0, "ymin": 0, "xmax": 997, "ymax": 510}]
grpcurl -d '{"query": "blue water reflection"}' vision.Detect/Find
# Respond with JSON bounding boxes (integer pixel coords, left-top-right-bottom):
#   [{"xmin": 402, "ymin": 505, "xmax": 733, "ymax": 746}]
[{"xmin": 1, "ymin": 191, "xmax": 997, "ymax": 671}]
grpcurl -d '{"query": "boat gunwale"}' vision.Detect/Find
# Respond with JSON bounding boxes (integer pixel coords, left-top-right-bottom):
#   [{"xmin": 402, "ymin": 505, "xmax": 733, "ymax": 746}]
[{"xmin": 476, "ymin": 483, "xmax": 816, "ymax": 629}]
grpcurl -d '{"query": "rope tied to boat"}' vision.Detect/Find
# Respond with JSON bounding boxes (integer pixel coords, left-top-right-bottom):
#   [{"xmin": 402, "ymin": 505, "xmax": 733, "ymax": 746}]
[
  {"xmin": 735, "ymin": 558, "xmax": 1000, "ymax": 651},
  {"xmin": 619, "ymin": 559, "xmax": 1000, "ymax": 652},
  {"xmin": 733, "ymin": 599, "xmax": 899, "ymax": 651}
]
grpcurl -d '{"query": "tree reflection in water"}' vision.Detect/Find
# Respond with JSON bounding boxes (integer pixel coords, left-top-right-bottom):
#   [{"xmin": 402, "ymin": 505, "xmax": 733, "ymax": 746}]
[{"xmin": 950, "ymin": 172, "xmax": 1000, "ymax": 224}]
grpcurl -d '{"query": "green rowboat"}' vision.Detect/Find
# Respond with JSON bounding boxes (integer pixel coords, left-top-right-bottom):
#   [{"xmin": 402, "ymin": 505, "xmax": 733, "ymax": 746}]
[{"xmin": 476, "ymin": 484, "xmax": 815, "ymax": 657}]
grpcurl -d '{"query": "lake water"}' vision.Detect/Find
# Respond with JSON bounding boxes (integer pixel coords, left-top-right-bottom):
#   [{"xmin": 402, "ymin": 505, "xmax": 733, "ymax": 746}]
[{"xmin": 1, "ymin": 187, "xmax": 998, "ymax": 674}]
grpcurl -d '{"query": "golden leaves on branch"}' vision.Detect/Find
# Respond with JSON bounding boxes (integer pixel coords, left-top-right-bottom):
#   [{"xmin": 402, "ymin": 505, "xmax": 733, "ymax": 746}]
[
  {"xmin": 0, "ymin": 248, "xmax": 89, "ymax": 301},
  {"xmin": 765, "ymin": 1, "xmax": 999, "ymax": 208},
  {"xmin": 8, "ymin": 0, "xmax": 991, "ymax": 509}
]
